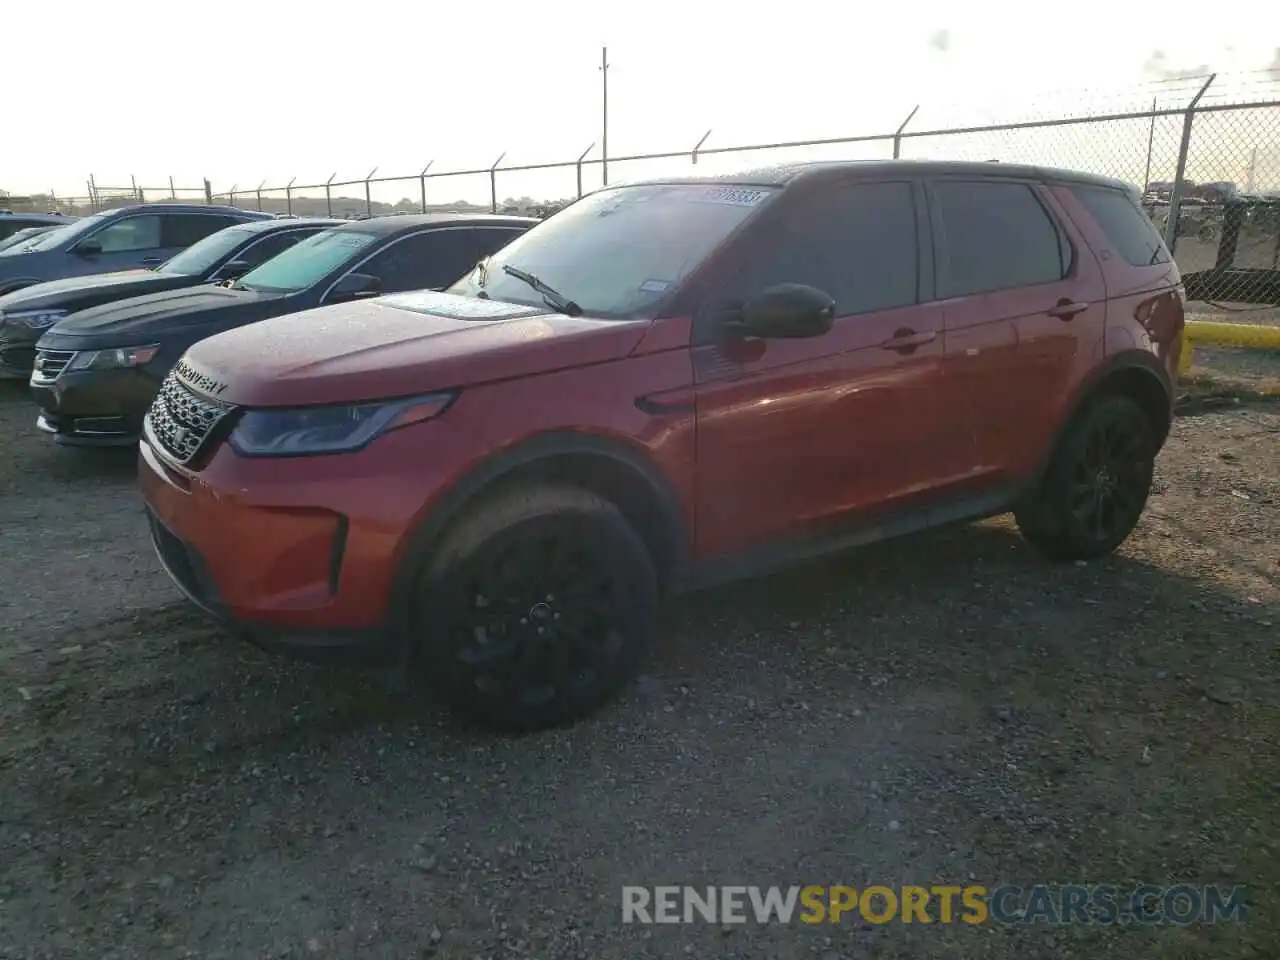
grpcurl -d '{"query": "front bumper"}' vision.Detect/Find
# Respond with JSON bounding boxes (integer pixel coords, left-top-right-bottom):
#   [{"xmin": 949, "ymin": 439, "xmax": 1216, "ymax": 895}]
[
  {"xmin": 29, "ymin": 363, "xmax": 160, "ymax": 445},
  {"xmin": 0, "ymin": 330, "xmax": 40, "ymax": 378},
  {"xmin": 137, "ymin": 430, "xmax": 413, "ymax": 665}
]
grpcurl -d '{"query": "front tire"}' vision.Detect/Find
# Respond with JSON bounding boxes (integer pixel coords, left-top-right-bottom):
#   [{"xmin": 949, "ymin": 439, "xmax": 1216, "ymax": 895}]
[
  {"xmin": 412, "ymin": 484, "xmax": 658, "ymax": 731},
  {"xmin": 1015, "ymin": 394, "xmax": 1156, "ymax": 562}
]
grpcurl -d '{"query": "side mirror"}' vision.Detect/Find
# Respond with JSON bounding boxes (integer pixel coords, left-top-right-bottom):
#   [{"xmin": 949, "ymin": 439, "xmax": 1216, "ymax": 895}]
[
  {"xmin": 213, "ymin": 259, "xmax": 251, "ymax": 281},
  {"xmin": 327, "ymin": 272, "xmax": 381, "ymax": 303},
  {"xmin": 723, "ymin": 283, "xmax": 836, "ymax": 340},
  {"xmin": 74, "ymin": 239, "xmax": 102, "ymax": 257}
]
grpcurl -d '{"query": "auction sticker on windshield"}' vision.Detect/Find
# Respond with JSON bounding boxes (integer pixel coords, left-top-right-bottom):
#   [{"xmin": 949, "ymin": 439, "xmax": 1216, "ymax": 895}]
[{"xmin": 685, "ymin": 187, "xmax": 772, "ymax": 206}]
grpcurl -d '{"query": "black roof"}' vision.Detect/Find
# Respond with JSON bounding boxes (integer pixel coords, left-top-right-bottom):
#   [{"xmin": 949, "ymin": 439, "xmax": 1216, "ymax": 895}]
[
  {"xmin": 622, "ymin": 159, "xmax": 1131, "ymax": 192},
  {"xmin": 229, "ymin": 216, "xmax": 346, "ymax": 234},
  {"xmin": 0, "ymin": 211, "xmax": 73, "ymax": 224},
  {"xmin": 333, "ymin": 213, "xmax": 540, "ymax": 235},
  {"xmin": 103, "ymin": 202, "xmax": 273, "ymax": 218}
]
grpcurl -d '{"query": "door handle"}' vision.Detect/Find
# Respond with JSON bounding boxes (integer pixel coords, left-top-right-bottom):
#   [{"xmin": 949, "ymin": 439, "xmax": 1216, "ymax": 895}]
[
  {"xmin": 140, "ymin": 257, "xmax": 164, "ymax": 265},
  {"xmin": 1047, "ymin": 299, "xmax": 1090, "ymax": 320},
  {"xmin": 879, "ymin": 328, "xmax": 938, "ymax": 352}
]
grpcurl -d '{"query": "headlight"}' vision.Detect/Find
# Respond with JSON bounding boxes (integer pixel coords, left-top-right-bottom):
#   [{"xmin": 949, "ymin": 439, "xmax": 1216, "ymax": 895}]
[
  {"xmin": 65, "ymin": 344, "xmax": 161, "ymax": 372},
  {"xmin": 2, "ymin": 309, "xmax": 68, "ymax": 330},
  {"xmin": 228, "ymin": 392, "xmax": 456, "ymax": 457}
]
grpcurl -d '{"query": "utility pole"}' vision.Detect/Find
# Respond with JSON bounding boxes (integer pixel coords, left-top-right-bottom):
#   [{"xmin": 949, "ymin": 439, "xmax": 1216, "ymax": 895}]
[{"xmin": 600, "ymin": 46, "xmax": 610, "ymax": 186}]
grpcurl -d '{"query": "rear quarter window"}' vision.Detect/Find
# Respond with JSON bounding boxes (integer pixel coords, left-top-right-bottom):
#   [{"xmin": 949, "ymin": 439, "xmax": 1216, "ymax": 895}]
[{"xmin": 1069, "ymin": 184, "xmax": 1170, "ymax": 267}]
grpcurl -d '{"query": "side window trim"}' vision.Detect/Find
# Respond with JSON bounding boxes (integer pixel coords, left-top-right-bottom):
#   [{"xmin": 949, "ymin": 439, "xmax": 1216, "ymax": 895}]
[{"xmin": 926, "ymin": 176, "xmax": 1073, "ymax": 300}]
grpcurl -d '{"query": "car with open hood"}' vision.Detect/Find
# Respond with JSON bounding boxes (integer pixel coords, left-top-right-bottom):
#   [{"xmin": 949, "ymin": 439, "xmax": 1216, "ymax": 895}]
[
  {"xmin": 136, "ymin": 161, "xmax": 1186, "ymax": 732},
  {"xmin": 0, "ymin": 217, "xmax": 339, "ymax": 378},
  {"xmin": 29, "ymin": 213, "xmax": 536, "ymax": 445},
  {"xmin": 0, "ymin": 203, "xmax": 271, "ymax": 296}
]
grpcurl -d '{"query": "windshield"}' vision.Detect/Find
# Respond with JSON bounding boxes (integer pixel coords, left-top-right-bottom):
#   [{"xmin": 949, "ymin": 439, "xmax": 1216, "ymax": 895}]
[
  {"xmin": 235, "ymin": 229, "xmax": 379, "ymax": 294},
  {"xmin": 446, "ymin": 182, "xmax": 777, "ymax": 319},
  {"xmin": 0, "ymin": 212, "xmax": 105, "ymax": 256},
  {"xmin": 159, "ymin": 226, "xmax": 255, "ymax": 277},
  {"xmin": 0, "ymin": 228, "xmax": 50, "ymax": 252}
]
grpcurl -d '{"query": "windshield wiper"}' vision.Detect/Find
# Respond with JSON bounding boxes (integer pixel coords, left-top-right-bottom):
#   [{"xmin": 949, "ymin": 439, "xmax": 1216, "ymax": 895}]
[{"xmin": 501, "ymin": 265, "xmax": 582, "ymax": 316}]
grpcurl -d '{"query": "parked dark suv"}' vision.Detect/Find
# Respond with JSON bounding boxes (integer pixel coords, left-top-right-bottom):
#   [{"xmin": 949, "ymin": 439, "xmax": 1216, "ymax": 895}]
[
  {"xmin": 31, "ymin": 214, "xmax": 535, "ymax": 445},
  {"xmin": 0, "ymin": 204, "xmax": 271, "ymax": 296},
  {"xmin": 0, "ymin": 218, "xmax": 340, "ymax": 378},
  {"xmin": 0, "ymin": 211, "xmax": 75, "ymax": 244},
  {"xmin": 138, "ymin": 161, "xmax": 1186, "ymax": 731}
]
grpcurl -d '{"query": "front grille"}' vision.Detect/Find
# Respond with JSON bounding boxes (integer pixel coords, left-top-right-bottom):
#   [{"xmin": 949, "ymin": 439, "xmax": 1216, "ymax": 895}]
[
  {"xmin": 30, "ymin": 348, "xmax": 75, "ymax": 383},
  {"xmin": 146, "ymin": 368, "xmax": 236, "ymax": 464}
]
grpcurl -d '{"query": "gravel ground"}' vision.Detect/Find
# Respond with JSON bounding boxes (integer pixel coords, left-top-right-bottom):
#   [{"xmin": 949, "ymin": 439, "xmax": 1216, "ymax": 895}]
[{"xmin": 0, "ymin": 375, "xmax": 1277, "ymax": 960}]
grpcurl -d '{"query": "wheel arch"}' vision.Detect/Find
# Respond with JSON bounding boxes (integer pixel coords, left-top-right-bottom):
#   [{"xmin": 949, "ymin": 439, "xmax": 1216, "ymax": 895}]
[
  {"xmin": 389, "ymin": 430, "xmax": 691, "ymax": 634},
  {"xmin": 1031, "ymin": 351, "xmax": 1174, "ymax": 487}
]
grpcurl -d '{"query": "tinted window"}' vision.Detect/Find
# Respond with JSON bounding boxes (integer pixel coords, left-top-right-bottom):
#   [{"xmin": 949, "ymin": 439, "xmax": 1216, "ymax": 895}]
[
  {"xmin": 93, "ymin": 214, "xmax": 162, "ymax": 253},
  {"xmin": 933, "ymin": 181, "xmax": 1068, "ymax": 298},
  {"xmin": 357, "ymin": 228, "xmax": 522, "ymax": 293},
  {"xmin": 237, "ymin": 229, "xmax": 315, "ymax": 267},
  {"xmin": 725, "ymin": 182, "xmax": 918, "ymax": 316},
  {"xmin": 1071, "ymin": 184, "xmax": 1170, "ymax": 266},
  {"xmin": 163, "ymin": 213, "xmax": 242, "ymax": 248},
  {"xmin": 447, "ymin": 184, "xmax": 777, "ymax": 319},
  {"xmin": 158, "ymin": 226, "xmax": 256, "ymax": 276}
]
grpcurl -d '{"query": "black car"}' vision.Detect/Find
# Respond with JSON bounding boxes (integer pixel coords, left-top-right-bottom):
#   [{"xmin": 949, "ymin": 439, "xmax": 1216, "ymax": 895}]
[
  {"xmin": 30, "ymin": 214, "xmax": 536, "ymax": 447},
  {"xmin": 0, "ymin": 217, "xmax": 341, "ymax": 378},
  {"xmin": 0, "ymin": 211, "xmax": 75, "ymax": 243},
  {"xmin": 0, "ymin": 225, "xmax": 58, "ymax": 253}
]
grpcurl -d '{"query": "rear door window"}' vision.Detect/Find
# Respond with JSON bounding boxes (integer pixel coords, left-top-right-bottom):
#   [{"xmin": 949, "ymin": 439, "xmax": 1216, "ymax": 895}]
[
  {"xmin": 162, "ymin": 213, "xmax": 243, "ymax": 248},
  {"xmin": 932, "ymin": 181, "xmax": 1069, "ymax": 298},
  {"xmin": 1069, "ymin": 184, "xmax": 1171, "ymax": 266}
]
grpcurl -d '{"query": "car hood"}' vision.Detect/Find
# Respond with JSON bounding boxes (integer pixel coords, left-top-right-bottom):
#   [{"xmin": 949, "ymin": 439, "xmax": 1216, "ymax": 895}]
[
  {"xmin": 0, "ymin": 269, "xmax": 190, "ymax": 314},
  {"xmin": 44, "ymin": 285, "xmax": 286, "ymax": 345},
  {"xmin": 183, "ymin": 291, "xmax": 651, "ymax": 407},
  {"xmin": 0, "ymin": 247, "xmax": 56, "ymax": 276}
]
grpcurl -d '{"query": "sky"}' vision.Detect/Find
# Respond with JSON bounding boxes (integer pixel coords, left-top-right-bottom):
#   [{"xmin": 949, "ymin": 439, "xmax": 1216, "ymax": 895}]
[{"xmin": 5, "ymin": 0, "xmax": 1280, "ymax": 206}]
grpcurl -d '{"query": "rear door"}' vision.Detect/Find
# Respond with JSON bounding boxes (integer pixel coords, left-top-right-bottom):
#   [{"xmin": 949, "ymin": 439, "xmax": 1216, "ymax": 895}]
[{"xmin": 926, "ymin": 176, "xmax": 1107, "ymax": 483}]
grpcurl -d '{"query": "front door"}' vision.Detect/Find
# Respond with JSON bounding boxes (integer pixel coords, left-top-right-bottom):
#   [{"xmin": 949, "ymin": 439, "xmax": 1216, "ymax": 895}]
[{"xmin": 692, "ymin": 178, "xmax": 969, "ymax": 562}]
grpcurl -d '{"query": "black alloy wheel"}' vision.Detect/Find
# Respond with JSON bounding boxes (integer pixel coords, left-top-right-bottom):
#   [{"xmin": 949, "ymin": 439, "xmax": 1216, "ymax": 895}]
[
  {"xmin": 416, "ymin": 485, "xmax": 658, "ymax": 731},
  {"xmin": 1016, "ymin": 394, "xmax": 1157, "ymax": 561}
]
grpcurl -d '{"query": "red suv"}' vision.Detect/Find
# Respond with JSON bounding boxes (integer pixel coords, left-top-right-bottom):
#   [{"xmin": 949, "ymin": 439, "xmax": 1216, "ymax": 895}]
[{"xmin": 138, "ymin": 161, "xmax": 1185, "ymax": 730}]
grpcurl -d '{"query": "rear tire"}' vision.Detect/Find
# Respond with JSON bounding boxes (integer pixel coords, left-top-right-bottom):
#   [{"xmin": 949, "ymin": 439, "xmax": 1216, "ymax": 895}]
[
  {"xmin": 1015, "ymin": 394, "xmax": 1156, "ymax": 562},
  {"xmin": 411, "ymin": 483, "xmax": 658, "ymax": 731}
]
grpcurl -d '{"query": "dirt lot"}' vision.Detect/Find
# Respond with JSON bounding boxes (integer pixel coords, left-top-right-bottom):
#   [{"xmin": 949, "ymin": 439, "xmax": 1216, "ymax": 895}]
[{"xmin": 0, "ymin": 377, "xmax": 1277, "ymax": 959}]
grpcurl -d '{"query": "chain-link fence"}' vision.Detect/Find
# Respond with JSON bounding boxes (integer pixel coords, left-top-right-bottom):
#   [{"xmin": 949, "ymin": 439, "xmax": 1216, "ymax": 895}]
[{"xmin": 51, "ymin": 73, "xmax": 1280, "ymax": 306}]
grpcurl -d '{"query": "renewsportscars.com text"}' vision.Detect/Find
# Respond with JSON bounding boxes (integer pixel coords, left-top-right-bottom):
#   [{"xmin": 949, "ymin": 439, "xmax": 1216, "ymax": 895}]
[{"xmin": 621, "ymin": 884, "xmax": 1249, "ymax": 926}]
